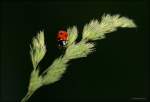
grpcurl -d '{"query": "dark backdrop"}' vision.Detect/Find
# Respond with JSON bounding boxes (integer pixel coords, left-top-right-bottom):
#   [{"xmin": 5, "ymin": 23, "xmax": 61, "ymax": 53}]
[{"xmin": 1, "ymin": 0, "xmax": 149, "ymax": 102}]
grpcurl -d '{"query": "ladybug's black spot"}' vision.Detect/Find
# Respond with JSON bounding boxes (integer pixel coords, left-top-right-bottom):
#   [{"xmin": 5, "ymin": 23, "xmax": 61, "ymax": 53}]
[{"xmin": 64, "ymin": 34, "xmax": 67, "ymax": 37}]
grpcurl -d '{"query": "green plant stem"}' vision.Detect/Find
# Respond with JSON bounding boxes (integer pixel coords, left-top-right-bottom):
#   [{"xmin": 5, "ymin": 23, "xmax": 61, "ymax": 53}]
[{"xmin": 21, "ymin": 90, "xmax": 35, "ymax": 102}]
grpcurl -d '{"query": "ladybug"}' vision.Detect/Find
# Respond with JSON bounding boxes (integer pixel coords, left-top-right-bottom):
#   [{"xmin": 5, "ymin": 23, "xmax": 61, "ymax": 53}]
[{"xmin": 56, "ymin": 30, "xmax": 68, "ymax": 48}]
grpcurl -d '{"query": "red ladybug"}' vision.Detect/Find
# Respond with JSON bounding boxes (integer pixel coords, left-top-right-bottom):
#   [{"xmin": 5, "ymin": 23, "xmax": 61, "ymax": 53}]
[{"xmin": 56, "ymin": 30, "xmax": 68, "ymax": 47}]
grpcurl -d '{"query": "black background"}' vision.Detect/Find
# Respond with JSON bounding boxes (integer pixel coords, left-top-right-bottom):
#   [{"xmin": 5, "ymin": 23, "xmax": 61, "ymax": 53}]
[{"xmin": 1, "ymin": 0, "xmax": 149, "ymax": 102}]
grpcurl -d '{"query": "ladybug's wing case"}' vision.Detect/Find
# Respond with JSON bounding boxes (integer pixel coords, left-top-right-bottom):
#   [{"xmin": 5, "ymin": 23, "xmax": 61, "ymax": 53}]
[{"xmin": 57, "ymin": 31, "xmax": 68, "ymax": 41}]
